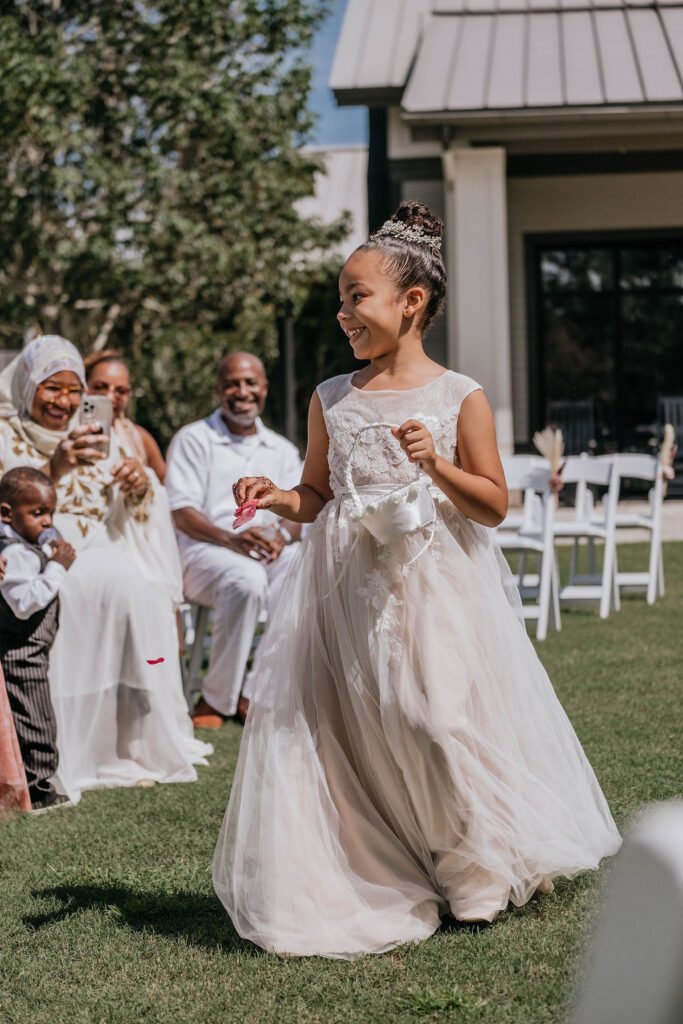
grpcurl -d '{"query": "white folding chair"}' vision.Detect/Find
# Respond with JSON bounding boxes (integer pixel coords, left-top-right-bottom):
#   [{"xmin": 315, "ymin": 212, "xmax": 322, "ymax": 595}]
[
  {"xmin": 179, "ymin": 601, "xmax": 269, "ymax": 712},
  {"xmin": 498, "ymin": 455, "xmax": 560, "ymax": 641},
  {"xmin": 554, "ymin": 454, "xmax": 618, "ymax": 619},
  {"xmin": 592, "ymin": 453, "xmax": 665, "ymax": 605}
]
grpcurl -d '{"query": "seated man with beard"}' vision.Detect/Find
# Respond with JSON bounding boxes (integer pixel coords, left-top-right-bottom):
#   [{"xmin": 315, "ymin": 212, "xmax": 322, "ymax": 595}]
[{"xmin": 166, "ymin": 353, "xmax": 302, "ymax": 728}]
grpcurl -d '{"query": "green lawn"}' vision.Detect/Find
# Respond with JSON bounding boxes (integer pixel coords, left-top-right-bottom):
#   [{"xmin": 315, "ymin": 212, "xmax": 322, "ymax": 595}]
[{"xmin": 1, "ymin": 542, "xmax": 681, "ymax": 1024}]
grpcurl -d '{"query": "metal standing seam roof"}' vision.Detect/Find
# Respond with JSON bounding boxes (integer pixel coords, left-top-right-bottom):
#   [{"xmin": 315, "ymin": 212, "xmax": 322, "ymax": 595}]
[
  {"xmin": 331, "ymin": 0, "xmax": 683, "ymax": 115},
  {"xmin": 329, "ymin": 0, "xmax": 432, "ymax": 94}
]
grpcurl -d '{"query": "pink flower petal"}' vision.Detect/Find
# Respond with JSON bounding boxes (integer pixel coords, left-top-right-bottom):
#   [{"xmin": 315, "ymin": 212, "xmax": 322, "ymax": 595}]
[{"xmin": 233, "ymin": 500, "xmax": 258, "ymax": 529}]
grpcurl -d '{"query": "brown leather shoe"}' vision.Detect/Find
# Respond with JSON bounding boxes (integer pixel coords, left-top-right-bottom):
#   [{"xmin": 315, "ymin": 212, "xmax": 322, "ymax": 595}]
[
  {"xmin": 235, "ymin": 696, "xmax": 250, "ymax": 726},
  {"xmin": 191, "ymin": 697, "xmax": 224, "ymax": 730}
]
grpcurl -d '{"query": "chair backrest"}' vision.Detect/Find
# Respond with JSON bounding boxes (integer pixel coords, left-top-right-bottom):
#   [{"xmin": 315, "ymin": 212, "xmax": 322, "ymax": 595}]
[
  {"xmin": 500, "ymin": 455, "xmax": 555, "ymax": 541},
  {"xmin": 606, "ymin": 452, "xmax": 663, "ymax": 517},
  {"xmin": 609, "ymin": 453, "xmax": 658, "ymax": 483},
  {"xmin": 501, "ymin": 454, "xmax": 551, "ymax": 493},
  {"xmin": 562, "ymin": 453, "xmax": 613, "ymax": 487}
]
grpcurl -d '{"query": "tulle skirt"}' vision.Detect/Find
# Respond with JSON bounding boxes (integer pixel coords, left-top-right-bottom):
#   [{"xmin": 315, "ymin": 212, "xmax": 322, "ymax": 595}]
[{"xmin": 213, "ymin": 496, "xmax": 621, "ymax": 958}]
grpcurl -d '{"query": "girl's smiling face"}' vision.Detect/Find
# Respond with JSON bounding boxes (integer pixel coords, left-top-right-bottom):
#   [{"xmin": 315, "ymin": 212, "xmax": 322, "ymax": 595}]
[{"xmin": 337, "ymin": 250, "xmax": 407, "ymax": 360}]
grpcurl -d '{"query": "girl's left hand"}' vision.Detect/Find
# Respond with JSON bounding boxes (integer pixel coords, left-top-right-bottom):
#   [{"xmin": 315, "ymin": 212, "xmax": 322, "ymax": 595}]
[
  {"xmin": 392, "ymin": 420, "xmax": 437, "ymax": 469},
  {"xmin": 111, "ymin": 456, "xmax": 149, "ymax": 497}
]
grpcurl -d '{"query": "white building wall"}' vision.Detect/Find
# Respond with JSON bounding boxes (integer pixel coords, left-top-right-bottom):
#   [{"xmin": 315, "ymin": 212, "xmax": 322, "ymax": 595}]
[
  {"xmin": 297, "ymin": 145, "xmax": 369, "ymax": 260},
  {"xmin": 507, "ymin": 170, "xmax": 683, "ymax": 444}
]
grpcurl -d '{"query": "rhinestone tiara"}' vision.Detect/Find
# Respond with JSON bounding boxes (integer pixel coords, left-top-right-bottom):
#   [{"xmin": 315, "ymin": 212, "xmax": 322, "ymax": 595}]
[{"xmin": 371, "ymin": 219, "xmax": 442, "ymax": 252}]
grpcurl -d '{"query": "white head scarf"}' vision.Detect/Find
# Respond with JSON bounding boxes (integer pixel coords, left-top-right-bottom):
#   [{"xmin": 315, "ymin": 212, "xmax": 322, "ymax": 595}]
[{"xmin": 0, "ymin": 335, "xmax": 86, "ymax": 455}]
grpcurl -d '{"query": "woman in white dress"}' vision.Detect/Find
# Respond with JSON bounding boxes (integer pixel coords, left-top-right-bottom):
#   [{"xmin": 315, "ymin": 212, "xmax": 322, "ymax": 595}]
[
  {"xmin": 212, "ymin": 202, "xmax": 621, "ymax": 959},
  {"xmin": 0, "ymin": 336, "xmax": 211, "ymax": 801},
  {"xmin": 82, "ymin": 349, "xmax": 184, "ymax": 611}
]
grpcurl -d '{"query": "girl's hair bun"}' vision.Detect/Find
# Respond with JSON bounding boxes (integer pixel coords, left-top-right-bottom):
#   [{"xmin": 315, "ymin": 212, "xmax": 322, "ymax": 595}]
[
  {"xmin": 392, "ymin": 200, "xmax": 443, "ymax": 242},
  {"xmin": 357, "ymin": 198, "xmax": 447, "ymax": 335}
]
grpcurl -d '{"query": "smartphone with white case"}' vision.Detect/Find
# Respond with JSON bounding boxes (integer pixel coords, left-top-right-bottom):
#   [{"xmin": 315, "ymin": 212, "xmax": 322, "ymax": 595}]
[{"xmin": 80, "ymin": 394, "xmax": 113, "ymax": 458}]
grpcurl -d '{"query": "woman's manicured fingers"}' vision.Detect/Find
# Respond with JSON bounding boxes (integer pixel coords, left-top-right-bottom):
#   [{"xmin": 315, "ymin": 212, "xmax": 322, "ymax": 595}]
[
  {"xmin": 66, "ymin": 443, "xmax": 106, "ymax": 463},
  {"xmin": 110, "ymin": 457, "xmax": 148, "ymax": 495},
  {"xmin": 69, "ymin": 423, "xmax": 101, "ymax": 440}
]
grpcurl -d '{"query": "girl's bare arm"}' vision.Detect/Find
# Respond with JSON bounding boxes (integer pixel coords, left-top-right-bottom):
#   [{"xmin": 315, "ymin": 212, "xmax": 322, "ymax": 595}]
[
  {"xmin": 395, "ymin": 391, "xmax": 508, "ymax": 527},
  {"xmin": 234, "ymin": 391, "xmax": 333, "ymax": 523}
]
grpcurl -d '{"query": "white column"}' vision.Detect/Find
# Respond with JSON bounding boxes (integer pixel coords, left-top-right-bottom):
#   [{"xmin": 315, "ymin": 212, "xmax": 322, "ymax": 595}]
[{"xmin": 441, "ymin": 145, "xmax": 514, "ymax": 454}]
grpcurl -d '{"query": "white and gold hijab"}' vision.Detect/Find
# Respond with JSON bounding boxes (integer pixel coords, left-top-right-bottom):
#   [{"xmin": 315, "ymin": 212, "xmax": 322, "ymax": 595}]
[{"xmin": 0, "ymin": 335, "xmax": 86, "ymax": 456}]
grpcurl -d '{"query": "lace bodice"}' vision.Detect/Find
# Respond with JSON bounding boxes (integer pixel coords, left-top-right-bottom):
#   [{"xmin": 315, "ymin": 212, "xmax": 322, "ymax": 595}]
[{"xmin": 317, "ymin": 371, "xmax": 482, "ymax": 496}]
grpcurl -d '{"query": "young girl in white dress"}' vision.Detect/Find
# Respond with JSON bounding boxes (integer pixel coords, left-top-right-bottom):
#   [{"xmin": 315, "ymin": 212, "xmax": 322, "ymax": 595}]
[{"xmin": 212, "ymin": 201, "xmax": 621, "ymax": 959}]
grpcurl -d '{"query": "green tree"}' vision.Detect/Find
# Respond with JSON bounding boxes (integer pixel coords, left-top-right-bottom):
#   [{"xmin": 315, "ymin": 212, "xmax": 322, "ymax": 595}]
[{"xmin": 0, "ymin": 0, "xmax": 346, "ymax": 445}]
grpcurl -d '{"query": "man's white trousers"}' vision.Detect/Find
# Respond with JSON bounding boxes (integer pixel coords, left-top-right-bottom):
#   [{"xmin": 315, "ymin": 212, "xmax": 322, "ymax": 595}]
[{"xmin": 181, "ymin": 541, "xmax": 299, "ymax": 716}]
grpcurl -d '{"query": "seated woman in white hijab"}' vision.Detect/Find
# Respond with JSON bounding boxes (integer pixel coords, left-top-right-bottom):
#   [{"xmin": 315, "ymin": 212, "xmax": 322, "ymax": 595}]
[{"xmin": 0, "ymin": 335, "xmax": 212, "ymax": 801}]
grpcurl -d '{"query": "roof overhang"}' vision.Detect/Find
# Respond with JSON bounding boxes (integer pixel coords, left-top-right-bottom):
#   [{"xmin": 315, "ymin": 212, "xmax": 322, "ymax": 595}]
[
  {"xmin": 402, "ymin": 104, "xmax": 683, "ymax": 128},
  {"xmin": 331, "ymin": 0, "xmax": 683, "ymax": 127},
  {"xmin": 332, "ymin": 87, "xmax": 404, "ymax": 108}
]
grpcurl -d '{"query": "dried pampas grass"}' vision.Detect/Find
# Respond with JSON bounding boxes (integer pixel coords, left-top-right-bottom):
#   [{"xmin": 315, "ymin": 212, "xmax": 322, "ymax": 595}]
[{"xmin": 532, "ymin": 427, "xmax": 564, "ymax": 474}]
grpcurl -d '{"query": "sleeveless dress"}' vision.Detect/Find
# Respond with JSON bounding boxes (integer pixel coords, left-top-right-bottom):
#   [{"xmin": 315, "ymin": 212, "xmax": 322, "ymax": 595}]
[{"xmin": 212, "ymin": 370, "xmax": 621, "ymax": 959}]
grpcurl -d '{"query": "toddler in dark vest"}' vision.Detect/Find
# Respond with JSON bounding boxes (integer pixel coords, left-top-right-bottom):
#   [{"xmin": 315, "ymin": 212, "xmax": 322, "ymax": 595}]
[{"xmin": 0, "ymin": 466, "xmax": 75, "ymax": 811}]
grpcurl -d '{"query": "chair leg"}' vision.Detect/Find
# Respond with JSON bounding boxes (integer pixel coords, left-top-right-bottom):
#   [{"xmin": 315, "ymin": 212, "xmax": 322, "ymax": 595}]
[
  {"xmin": 185, "ymin": 605, "xmax": 210, "ymax": 710},
  {"xmin": 536, "ymin": 552, "xmax": 552, "ymax": 641},
  {"xmin": 569, "ymin": 540, "xmax": 579, "ymax": 584},
  {"xmin": 646, "ymin": 530, "xmax": 658, "ymax": 605},
  {"xmin": 587, "ymin": 537, "xmax": 597, "ymax": 578},
  {"xmin": 549, "ymin": 557, "xmax": 561, "ymax": 633},
  {"xmin": 657, "ymin": 544, "xmax": 665, "ymax": 598},
  {"xmin": 600, "ymin": 539, "xmax": 616, "ymax": 619}
]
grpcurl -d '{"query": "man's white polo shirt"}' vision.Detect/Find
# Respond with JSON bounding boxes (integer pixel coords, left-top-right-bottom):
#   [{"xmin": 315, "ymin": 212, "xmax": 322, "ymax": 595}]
[{"xmin": 166, "ymin": 409, "xmax": 302, "ymax": 558}]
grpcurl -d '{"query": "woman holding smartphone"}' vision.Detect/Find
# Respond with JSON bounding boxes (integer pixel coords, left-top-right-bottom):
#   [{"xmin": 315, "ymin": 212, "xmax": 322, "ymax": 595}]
[
  {"xmin": 0, "ymin": 335, "xmax": 212, "ymax": 802},
  {"xmin": 84, "ymin": 349, "xmax": 167, "ymax": 482}
]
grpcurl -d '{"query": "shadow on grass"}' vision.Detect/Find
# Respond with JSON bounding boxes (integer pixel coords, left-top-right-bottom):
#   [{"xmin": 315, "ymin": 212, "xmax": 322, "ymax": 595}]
[{"xmin": 23, "ymin": 883, "xmax": 260, "ymax": 955}]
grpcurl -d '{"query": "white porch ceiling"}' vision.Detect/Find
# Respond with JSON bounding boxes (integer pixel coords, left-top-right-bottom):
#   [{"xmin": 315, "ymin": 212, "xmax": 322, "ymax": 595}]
[{"xmin": 331, "ymin": 0, "xmax": 683, "ymax": 115}]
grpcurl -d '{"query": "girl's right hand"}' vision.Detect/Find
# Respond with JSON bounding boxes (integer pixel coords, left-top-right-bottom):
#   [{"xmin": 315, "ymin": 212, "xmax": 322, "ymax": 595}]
[{"xmin": 233, "ymin": 476, "xmax": 286, "ymax": 511}]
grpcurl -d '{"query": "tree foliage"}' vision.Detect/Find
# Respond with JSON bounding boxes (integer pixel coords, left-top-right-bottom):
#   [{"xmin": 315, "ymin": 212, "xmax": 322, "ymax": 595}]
[{"xmin": 0, "ymin": 0, "xmax": 346, "ymax": 444}]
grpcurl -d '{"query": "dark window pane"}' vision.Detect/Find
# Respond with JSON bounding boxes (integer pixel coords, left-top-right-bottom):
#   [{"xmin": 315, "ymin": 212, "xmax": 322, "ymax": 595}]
[
  {"xmin": 540, "ymin": 248, "xmax": 613, "ymax": 293},
  {"xmin": 620, "ymin": 246, "xmax": 683, "ymax": 291},
  {"xmin": 542, "ymin": 293, "xmax": 616, "ymax": 443},
  {"xmin": 620, "ymin": 292, "xmax": 683, "ymax": 445},
  {"xmin": 536, "ymin": 238, "xmax": 683, "ymax": 451}
]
